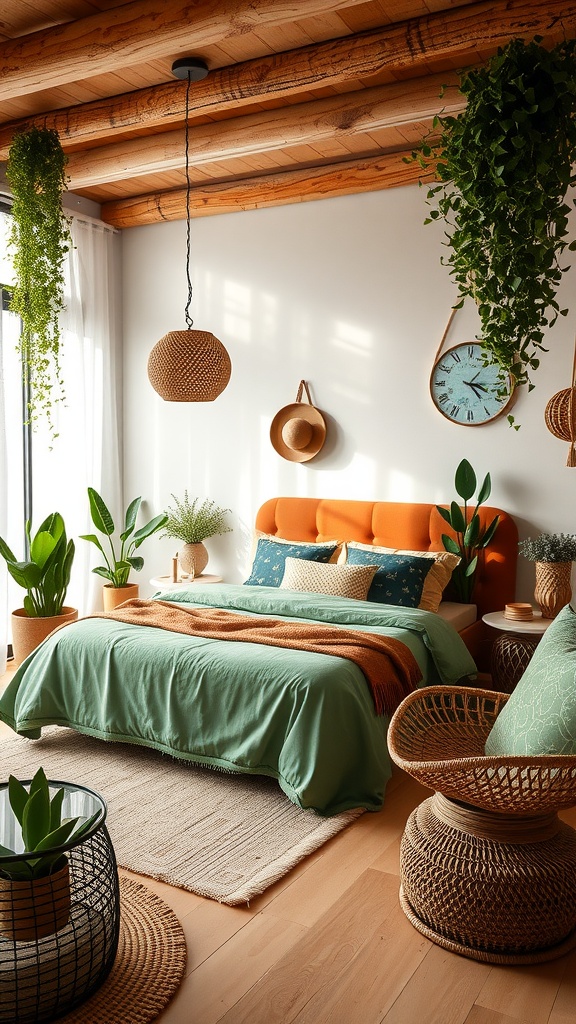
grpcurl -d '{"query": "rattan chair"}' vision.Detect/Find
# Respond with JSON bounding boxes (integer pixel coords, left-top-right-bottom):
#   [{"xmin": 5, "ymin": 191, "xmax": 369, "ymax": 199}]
[{"xmin": 388, "ymin": 685, "xmax": 576, "ymax": 965}]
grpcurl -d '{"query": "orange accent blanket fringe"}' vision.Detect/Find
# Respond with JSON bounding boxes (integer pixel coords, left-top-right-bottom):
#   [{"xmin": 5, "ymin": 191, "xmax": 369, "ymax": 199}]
[{"xmin": 97, "ymin": 599, "xmax": 422, "ymax": 716}]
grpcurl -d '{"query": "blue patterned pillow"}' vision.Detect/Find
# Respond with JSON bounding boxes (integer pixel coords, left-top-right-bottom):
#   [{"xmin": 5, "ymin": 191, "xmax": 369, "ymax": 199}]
[
  {"xmin": 485, "ymin": 603, "xmax": 576, "ymax": 756},
  {"xmin": 244, "ymin": 538, "xmax": 339, "ymax": 588},
  {"xmin": 345, "ymin": 546, "xmax": 438, "ymax": 608}
]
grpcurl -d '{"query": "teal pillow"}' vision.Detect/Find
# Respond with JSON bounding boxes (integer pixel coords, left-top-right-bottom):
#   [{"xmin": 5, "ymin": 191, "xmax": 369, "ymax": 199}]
[
  {"xmin": 345, "ymin": 547, "xmax": 434, "ymax": 608},
  {"xmin": 244, "ymin": 538, "xmax": 338, "ymax": 588},
  {"xmin": 485, "ymin": 603, "xmax": 576, "ymax": 756}
]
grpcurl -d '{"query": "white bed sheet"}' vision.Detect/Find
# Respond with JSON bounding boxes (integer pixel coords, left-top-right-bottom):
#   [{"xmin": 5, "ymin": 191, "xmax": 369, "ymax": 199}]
[{"xmin": 437, "ymin": 601, "xmax": 477, "ymax": 631}]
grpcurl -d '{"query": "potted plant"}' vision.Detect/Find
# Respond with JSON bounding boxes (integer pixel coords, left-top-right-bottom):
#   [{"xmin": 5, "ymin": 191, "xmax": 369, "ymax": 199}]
[
  {"xmin": 81, "ymin": 488, "xmax": 167, "ymax": 610},
  {"xmin": 6, "ymin": 126, "xmax": 72, "ymax": 441},
  {"xmin": 519, "ymin": 532, "xmax": 576, "ymax": 618},
  {"xmin": 415, "ymin": 37, "xmax": 576, "ymax": 405},
  {"xmin": 0, "ymin": 512, "xmax": 76, "ymax": 665},
  {"xmin": 160, "ymin": 492, "xmax": 232, "ymax": 577},
  {"xmin": 0, "ymin": 768, "xmax": 99, "ymax": 941},
  {"xmin": 435, "ymin": 459, "xmax": 500, "ymax": 602}
]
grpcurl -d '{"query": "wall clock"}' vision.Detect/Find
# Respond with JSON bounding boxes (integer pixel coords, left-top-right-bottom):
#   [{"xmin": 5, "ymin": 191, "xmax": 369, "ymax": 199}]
[{"xmin": 430, "ymin": 342, "xmax": 516, "ymax": 426}]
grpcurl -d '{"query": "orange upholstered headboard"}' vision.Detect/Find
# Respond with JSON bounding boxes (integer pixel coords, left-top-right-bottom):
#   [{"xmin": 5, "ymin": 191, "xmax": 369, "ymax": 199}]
[{"xmin": 255, "ymin": 496, "xmax": 518, "ymax": 618}]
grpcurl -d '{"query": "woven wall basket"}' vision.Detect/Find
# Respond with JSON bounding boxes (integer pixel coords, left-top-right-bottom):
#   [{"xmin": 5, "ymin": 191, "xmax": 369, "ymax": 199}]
[
  {"xmin": 148, "ymin": 329, "xmax": 231, "ymax": 402},
  {"xmin": 544, "ymin": 337, "xmax": 576, "ymax": 466}
]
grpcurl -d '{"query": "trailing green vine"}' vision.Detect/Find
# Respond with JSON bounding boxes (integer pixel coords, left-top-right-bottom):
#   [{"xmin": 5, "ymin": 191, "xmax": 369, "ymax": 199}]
[
  {"xmin": 6, "ymin": 126, "xmax": 72, "ymax": 440},
  {"xmin": 414, "ymin": 37, "xmax": 576, "ymax": 396}
]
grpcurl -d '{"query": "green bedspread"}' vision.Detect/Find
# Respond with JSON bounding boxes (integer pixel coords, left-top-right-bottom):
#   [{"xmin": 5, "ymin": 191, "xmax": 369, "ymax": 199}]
[{"xmin": 0, "ymin": 584, "xmax": 476, "ymax": 815}]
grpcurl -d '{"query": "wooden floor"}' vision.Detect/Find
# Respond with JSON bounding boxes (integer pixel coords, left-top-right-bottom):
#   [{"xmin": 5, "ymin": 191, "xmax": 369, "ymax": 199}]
[{"xmin": 2, "ymin": 665, "xmax": 576, "ymax": 1024}]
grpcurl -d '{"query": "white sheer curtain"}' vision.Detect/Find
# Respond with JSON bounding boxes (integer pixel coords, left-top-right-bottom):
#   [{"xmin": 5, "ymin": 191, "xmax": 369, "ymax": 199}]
[
  {"xmin": 0, "ymin": 299, "xmax": 7, "ymax": 674},
  {"xmin": 0, "ymin": 210, "xmax": 25, "ymax": 672},
  {"xmin": 0, "ymin": 211, "xmax": 122, "ymax": 663},
  {"xmin": 31, "ymin": 214, "xmax": 123, "ymax": 615}
]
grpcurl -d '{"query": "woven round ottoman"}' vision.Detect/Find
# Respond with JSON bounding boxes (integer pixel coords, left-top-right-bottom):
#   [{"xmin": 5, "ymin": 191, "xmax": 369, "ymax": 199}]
[{"xmin": 400, "ymin": 793, "xmax": 576, "ymax": 964}]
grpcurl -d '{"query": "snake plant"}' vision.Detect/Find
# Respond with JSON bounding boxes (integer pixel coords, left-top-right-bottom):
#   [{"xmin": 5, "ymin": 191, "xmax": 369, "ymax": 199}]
[{"xmin": 0, "ymin": 768, "xmax": 100, "ymax": 880}]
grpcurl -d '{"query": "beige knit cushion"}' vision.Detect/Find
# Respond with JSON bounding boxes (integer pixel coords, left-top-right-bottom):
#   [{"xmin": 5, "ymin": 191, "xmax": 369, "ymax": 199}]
[{"xmin": 280, "ymin": 557, "xmax": 378, "ymax": 600}]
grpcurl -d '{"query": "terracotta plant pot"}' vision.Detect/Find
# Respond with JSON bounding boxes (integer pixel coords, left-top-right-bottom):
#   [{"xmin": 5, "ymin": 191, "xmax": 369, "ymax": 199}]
[
  {"xmin": 11, "ymin": 606, "xmax": 78, "ymax": 667},
  {"xmin": 534, "ymin": 561, "xmax": 572, "ymax": 619},
  {"xmin": 102, "ymin": 583, "xmax": 139, "ymax": 611},
  {"xmin": 0, "ymin": 860, "xmax": 71, "ymax": 941},
  {"xmin": 178, "ymin": 542, "xmax": 209, "ymax": 578}
]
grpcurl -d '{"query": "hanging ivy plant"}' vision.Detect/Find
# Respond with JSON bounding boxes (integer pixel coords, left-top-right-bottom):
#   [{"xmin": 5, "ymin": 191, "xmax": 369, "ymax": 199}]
[
  {"xmin": 6, "ymin": 126, "xmax": 72, "ymax": 439},
  {"xmin": 415, "ymin": 37, "xmax": 576, "ymax": 396}
]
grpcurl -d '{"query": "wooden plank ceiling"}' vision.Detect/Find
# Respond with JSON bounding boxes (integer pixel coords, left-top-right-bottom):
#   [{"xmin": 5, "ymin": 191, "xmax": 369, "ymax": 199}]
[{"xmin": 0, "ymin": 0, "xmax": 573, "ymax": 228}]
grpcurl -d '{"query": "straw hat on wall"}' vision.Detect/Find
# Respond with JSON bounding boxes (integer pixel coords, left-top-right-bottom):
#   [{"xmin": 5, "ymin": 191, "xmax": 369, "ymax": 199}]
[{"xmin": 270, "ymin": 381, "xmax": 327, "ymax": 463}]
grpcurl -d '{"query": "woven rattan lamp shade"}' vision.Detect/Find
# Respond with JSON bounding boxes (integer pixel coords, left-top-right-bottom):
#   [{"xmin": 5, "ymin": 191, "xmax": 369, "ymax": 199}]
[{"xmin": 148, "ymin": 329, "xmax": 231, "ymax": 402}]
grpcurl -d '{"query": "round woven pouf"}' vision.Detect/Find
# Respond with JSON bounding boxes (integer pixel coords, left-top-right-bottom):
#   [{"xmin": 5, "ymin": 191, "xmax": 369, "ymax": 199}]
[
  {"xmin": 400, "ymin": 794, "xmax": 576, "ymax": 964},
  {"xmin": 62, "ymin": 875, "xmax": 187, "ymax": 1023}
]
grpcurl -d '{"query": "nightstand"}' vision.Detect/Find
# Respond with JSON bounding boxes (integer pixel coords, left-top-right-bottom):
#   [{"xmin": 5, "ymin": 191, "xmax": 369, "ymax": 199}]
[
  {"xmin": 482, "ymin": 610, "xmax": 551, "ymax": 693},
  {"xmin": 150, "ymin": 574, "xmax": 223, "ymax": 593}
]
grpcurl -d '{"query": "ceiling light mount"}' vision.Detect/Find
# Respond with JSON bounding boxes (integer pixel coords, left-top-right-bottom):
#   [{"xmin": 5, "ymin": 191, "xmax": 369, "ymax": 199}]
[{"xmin": 171, "ymin": 58, "xmax": 209, "ymax": 82}]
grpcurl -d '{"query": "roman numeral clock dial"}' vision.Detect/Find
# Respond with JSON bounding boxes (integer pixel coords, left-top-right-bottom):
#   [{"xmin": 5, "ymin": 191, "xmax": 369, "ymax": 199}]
[{"xmin": 430, "ymin": 343, "xmax": 515, "ymax": 425}]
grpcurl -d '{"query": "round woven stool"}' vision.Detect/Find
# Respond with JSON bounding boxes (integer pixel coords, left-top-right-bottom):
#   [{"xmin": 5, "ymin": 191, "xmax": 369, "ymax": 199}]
[{"xmin": 400, "ymin": 793, "xmax": 576, "ymax": 964}]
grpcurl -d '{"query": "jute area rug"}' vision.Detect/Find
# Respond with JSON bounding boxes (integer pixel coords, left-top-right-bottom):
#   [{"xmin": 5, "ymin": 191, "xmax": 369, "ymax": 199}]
[{"xmin": 1, "ymin": 727, "xmax": 363, "ymax": 905}]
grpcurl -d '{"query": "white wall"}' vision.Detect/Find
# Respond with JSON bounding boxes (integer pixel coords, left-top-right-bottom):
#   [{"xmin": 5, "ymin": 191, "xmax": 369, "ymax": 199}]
[{"xmin": 121, "ymin": 185, "xmax": 576, "ymax": 602}]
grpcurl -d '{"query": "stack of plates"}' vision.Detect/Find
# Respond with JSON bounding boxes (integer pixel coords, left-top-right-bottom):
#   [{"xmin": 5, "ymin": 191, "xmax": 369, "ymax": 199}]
[{"xmin": 504, "ymin": 602, "xmax": 534, "ymax": 621}]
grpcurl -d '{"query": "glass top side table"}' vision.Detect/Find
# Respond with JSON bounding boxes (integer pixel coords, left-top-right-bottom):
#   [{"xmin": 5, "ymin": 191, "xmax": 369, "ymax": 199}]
[{"xmin": 0, "ymin": 779, "xmax": 120, "ymax": 1024}]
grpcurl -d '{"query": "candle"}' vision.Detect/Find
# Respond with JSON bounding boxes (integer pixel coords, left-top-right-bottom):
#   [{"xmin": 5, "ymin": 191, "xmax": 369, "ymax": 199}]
[{"xmin": 171, "ymin": 555, "xmax": 178, "ymax": 583}]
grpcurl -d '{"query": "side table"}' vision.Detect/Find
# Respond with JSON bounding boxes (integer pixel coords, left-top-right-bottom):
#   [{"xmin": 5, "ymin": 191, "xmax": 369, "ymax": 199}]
[
  {"xmin": 150, "ymin": 574, "xmax": 223, "ymax": 593},
  {"xmin": 482, "ymin": 610, "xmax": 551, "ymax": 693},
  {"xmin": 0, "ymin": 781, "xmax": 119, "ymax": 1024}
]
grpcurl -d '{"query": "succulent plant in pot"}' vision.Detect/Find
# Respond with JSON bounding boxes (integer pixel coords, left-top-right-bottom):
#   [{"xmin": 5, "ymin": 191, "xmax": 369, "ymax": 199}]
[
  {"xmin": 0, "ymin": 768, "xmax": 100, "ymax": 941},
  {"xmin": 160, "ymin": 492, "xmax": 232, "ymax": 578},
  {"xmin": 81, "ymin": 488, "xmax": 168, "ymax": 610},
  {"xmin": 0, "ymin": 512, "xmax": 76, "ymax": 665},
  {"xmin": 519, "ymin": 532, "xmax": 576, "ymax": 619}
]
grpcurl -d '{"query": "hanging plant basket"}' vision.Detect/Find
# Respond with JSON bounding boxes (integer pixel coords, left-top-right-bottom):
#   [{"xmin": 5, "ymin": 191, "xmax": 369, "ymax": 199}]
[
  {"xmin": 415, "ymin": 37, "xmax": 576, "ymax": 401},
  {"xmin": 6, "ymin": 125, "xmax": 72, "ymax": 440}
]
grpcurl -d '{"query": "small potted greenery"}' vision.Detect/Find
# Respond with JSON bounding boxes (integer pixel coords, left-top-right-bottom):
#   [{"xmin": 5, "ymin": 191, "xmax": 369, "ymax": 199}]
[
  {"xmin": 436, "ymin": 459, "xmax": 500, "ymax": 602},
  {"xmin": 161, "ymin": 492, "xmax": 232, "ymax": 577},
  {"xmin": 519, "ymin": 533, "xmax": 576, "ymax": 619},
  {"xmin": 0, "ymin": 512, "xmax": 76, "ymax": 664},
  {"xmin": 0, "ymin": 768, "xmax": 100, "ymax": 941},
  {"xmin": 81, "ymin": 488, "xmax": 168, "ymax": 610}
]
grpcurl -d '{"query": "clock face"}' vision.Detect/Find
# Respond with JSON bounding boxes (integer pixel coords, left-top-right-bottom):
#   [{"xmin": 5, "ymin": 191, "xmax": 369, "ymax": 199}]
[{"xmin": 430, "ymin": 343, "xmax": 515, "ymax": 426}]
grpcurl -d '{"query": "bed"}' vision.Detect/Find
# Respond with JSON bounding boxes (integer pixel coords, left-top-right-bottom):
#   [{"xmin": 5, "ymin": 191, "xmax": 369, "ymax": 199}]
[{"xmin": 0, "ymin": 497, "xmax": 518, "ymax": 816}]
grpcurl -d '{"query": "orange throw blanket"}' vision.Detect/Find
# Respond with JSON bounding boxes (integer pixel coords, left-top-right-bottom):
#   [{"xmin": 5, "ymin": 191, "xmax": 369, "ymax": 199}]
[{"xmin": 98, "ymin": 599, "xmax": 422, "ymax": 716}]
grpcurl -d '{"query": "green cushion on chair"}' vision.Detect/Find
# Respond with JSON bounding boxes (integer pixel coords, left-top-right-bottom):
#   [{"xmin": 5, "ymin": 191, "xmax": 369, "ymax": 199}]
[{"xmin": 485, "ymin": 603, "xmax": 576, "ymax": 756}]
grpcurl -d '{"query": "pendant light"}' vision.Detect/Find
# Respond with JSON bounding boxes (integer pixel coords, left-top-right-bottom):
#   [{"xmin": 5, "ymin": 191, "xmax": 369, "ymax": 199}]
[{"xmin": 147, "ymin": 57, "xmax": 231, "ymax": 402}]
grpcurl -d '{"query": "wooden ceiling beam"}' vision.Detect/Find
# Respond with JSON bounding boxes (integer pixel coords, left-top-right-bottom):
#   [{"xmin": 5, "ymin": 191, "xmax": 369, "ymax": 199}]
[
  {"xmin": 64, "ymin": 73, "xmax": 461, "ymax": 189},
  {"xmin": 0, "ymin": 0, "xmax": 571, "ymax": 159},
  {"xmin": 0, "ymin": 0, "xmax": 370, "ymax": 102},
  {"xmin": 100, "ymin": 152, "xmax": 432, "ymax": 227}
]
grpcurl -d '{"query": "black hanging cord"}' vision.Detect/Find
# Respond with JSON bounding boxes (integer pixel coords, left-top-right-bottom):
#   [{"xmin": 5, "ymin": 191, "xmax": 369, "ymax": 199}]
[{"xmin": 184, "ymin": 72, "xmax": 194, "ymax": 330}]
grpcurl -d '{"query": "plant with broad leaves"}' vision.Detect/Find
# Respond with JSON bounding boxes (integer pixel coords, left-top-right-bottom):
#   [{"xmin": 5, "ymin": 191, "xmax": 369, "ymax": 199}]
[
  {"xmin": 0, "ymin": 768, "xmax": 100, "ymax": 880},
  {"xmin": 436, "ymin": 459, "xmax": 500, "ymax": 602},
  {"xmin": 0, "ymin": 512, "xmax": 74, "ymax": 617},
  {"xmin": 80, "ymin": 488, "xmax": 168, "ymax": 588},
  {"xmin": 412, "ymin": 37, "xmax": 576, "ymax": 399}
]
